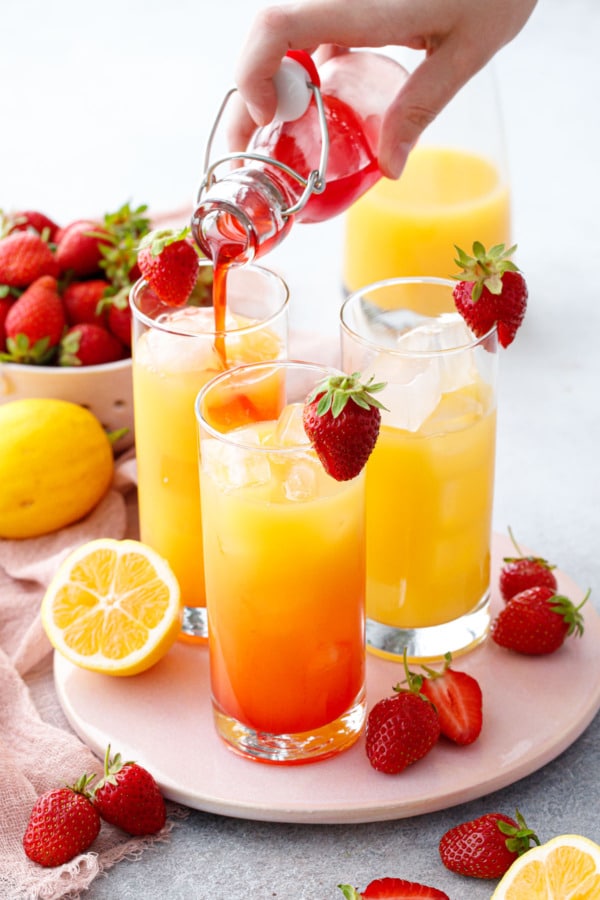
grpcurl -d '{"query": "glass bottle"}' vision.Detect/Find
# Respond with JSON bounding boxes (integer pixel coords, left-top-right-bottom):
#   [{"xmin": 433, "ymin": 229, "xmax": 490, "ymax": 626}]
[{"xmin": 191, "ymin": 50, "xmax": 408, "ymax": 266}]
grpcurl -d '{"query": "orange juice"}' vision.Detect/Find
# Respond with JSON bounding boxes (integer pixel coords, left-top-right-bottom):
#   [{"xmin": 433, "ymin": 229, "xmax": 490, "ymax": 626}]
[
  {"xmin": 196, "ymin": 361, "xmax": 366, "ymax": 763},
  {"xmin": 366, "ymin": 383, "xmax": 496, "ymax": 630},
  {"xmin": 132, "ymin": 304, "xmax": 286, "ymax": 616},
  {"xmin": 343, "ymin": 146, "xmax": 511, "ymax": 298},
  {"xmin": 200, "ymin": 419, "xmax": 365, "ymax": 735},
  {"xmin": 341, "ymin": 279, "xmax": 498, "ymax": 660}
]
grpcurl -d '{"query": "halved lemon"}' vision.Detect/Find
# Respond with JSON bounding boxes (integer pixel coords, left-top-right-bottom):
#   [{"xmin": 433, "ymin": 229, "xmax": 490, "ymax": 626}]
[
  {"xmin": 492, "ymin": 834, "xmax": 600, "ymax": 899},
  {"xmin": 41, "ymin": 538, "xmax": 182, "ymax": 676}
]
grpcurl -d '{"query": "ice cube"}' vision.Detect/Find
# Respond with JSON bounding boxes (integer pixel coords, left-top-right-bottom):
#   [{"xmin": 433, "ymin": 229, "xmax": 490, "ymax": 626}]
[
  {"xmin": 270, "ymin": 402, "xmax": 311, "ymax": 448},
  {"xmin": 282, "ymin": 458, "xmax": 319, "ymax": 501},
  {"xmin": 137, "ymin": 327, "xmax": 222, "ymax": 375},
  {"xmin": 395, "ymin": 312, "xmax": 477, "ymax": 393},
  {"xmin": 359, "ymin": 351, "xmax": 440, "ymax": 433},
  {"xmin": 201, "ymin": 433, "xmax": 270, "ymax": 491}
]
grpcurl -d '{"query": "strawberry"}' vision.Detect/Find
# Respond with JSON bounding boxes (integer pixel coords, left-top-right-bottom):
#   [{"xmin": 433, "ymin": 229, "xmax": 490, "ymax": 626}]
[
  {"xmin": 0, "ymin": 295, "xmax": 13, "ymax": 350},
  {"xmin": 0, "ymin": 230, "xmax": 59, "ymax": 287},
  {"xmin": 62, "ymin": 279, "xmax": 111, "ymax": 326},
  {"xmin": 339, "ymin": 877, "xmax": 450, "ymax": 898},
  {"xmin": 9, "ymin": 209, "xmax": 60, "ymax": 241},
  {"xmin": 302, "ymin": 372, "xmax": 386, "ymax": 481},
  {"xmin": 452, "ymin": 242, "xmax": 528, "ymax": 347},
  {"xmin": 418, "ymin": 653, "xmax": 483, "ymax": 745},
  {"xmin": 439, "ymin": 809, "xmax": 539, "ymax": 879},
  {"xmin": 3, "ymin": 275, "xmax": 65, "ymax": 363},
  {"xmin": 91, "ymin": 745, "xmax": 166, "ymax": 835},
  {"xmin": 491, "ymin": 585, "xmax": 588, "ymax": 655},
  {"xmin": 106, "ymin": 299, "xmax": 132, "ymax": 347},
  {"xmin": 55, "ymin": 218, "xmax": 110, "ymax": 277},
  {"xmin": 499, "ymin": 528, "xmax": 558, "ymax": 601},
  {"xmin": 365, "ymin": 653, "xmax": 441, "ymax": 774},
  {"xmin": 23, "ymin": 775, "xmax": 100, "ymax": 867},
  {"xmin": 137, "ymin": 227, "xmax": 199, "ymax": 306},
  {"xmin": 59, "ymin": 323, "xmax": 125, "ymax": 366}
]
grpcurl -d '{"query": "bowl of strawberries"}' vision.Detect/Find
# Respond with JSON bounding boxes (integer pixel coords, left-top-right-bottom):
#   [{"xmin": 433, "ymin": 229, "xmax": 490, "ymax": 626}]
[{"xmin": 0, "ymin": 203, "xmax": 152, "ymax": 451}]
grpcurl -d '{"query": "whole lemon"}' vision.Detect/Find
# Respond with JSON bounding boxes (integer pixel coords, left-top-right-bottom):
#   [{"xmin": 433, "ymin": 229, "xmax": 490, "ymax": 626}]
[{"xmin": 0, "ymin": 398, "xmax": 114, "ymax": 539}]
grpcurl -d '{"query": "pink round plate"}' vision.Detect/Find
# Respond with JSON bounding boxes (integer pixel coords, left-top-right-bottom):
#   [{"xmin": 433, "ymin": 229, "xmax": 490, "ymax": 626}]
[{"xmin": 53, "ymin": 534, "xmax": 599, "ymax": 824}]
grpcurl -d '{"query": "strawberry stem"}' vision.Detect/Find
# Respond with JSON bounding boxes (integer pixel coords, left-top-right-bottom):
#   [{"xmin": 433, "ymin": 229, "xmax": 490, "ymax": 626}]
[
  {"xmin": 307, "ymin": 371, "xmax": 387, "ymax": 418},
  {"xmin": 498, "ymin": 809, "xmax": 540, "ymax": 854}
]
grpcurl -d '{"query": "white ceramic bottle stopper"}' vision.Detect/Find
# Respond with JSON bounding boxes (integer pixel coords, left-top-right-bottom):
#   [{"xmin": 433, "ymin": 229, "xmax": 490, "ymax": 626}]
[{"xmin": 273, "ymin": 50, "xmax": 320, "ymax": 122}]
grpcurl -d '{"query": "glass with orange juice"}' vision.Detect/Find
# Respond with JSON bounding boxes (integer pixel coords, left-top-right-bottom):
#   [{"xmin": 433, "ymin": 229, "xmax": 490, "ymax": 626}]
[
  {"xmin": 342, "ymin": 63, "xmax": 510, "ymax": 296},
  {"xmin": 195, "ymin": 361, "xmax": 366, "ymax": 763},
  {"xmin": 341, "ymin": 278, "xmax": 498, "ymax": 661},
  {"xmin": 130, "ymin": 262, "xmax": 288, "ymax": 642}
]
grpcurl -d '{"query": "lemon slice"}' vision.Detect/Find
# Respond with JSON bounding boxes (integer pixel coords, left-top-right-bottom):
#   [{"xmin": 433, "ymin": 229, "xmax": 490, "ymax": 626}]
[
  {"xmin": 41, "ymin": 538, "xmax": 182, "ymax": 676},
  {"xmin": 492, "ymin": 834, "xmax": 600, "ymax": 899}
]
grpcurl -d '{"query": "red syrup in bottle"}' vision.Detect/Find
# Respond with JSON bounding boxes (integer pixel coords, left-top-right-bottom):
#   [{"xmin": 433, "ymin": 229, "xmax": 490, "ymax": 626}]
[{"xmin": 191, "ymin": 50, "xmax": 407, "ymax": 363}]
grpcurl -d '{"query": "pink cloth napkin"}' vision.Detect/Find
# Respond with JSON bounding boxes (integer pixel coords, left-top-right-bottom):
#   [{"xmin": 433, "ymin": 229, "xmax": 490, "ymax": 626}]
[{"xmin": 0, "ymin": 453, "xmax": 188, "ymax": 900}]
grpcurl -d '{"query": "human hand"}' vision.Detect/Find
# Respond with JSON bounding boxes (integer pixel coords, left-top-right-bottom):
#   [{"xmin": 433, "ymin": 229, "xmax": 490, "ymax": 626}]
[{"xmin": 231, "ymin": 0, "xmax": 537, "ymax": 178}]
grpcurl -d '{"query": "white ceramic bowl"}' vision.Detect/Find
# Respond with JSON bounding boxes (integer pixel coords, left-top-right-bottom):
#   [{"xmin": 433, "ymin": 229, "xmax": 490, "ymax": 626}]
[{"xmin": 0, "ymin": 358, "xmax": 134, "ymax": 452}]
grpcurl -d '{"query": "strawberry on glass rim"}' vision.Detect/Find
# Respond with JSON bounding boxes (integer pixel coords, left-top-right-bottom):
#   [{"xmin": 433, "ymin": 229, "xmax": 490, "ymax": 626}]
[
  {"xmin": 452, "ymin": 241, "xmax": 528, "ymax": 347},
  {"xmin": 302, "ymin": 371, "xmax": 386, "ymax": 482},
  {"xmin": 137, "ymin": 226, "xmax": 201, "ymax": 307}
]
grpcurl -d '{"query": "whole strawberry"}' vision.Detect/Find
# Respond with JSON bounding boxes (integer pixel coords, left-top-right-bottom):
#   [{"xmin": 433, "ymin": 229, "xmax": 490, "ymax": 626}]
[
  {"xmin": 62, "ymin": 279, "xmax": 111, "ymax": 326},
  {"xmin": 0, "ymin": 295, "xmax": 12, "ymax": 350},
  {"xmin": 491, "ymin": 585, "xmax": 588, "ymax": 655},
  {"xmin": 137, "ymin": 227, "xmax": 199, "ymax": 306},
  {"xmin": 452, "ymin": 242, "xmax": 527, "ymax": 347},
  {"xmin": 3, "ymin": 275, "xmax": 66, "ymax": 363},
  {"xmin": 365, "ymin": 654, "xmax": 440, "ymax": 774},
  {"xmin": 92, "ymin": 745, "xmax": 166, "ymax": 835},
  {"xmin": 499, "ymin": 528, "xmax": 558, "ymax": 601},
  {"xmin": 303, "ymin": 372, "xmax": 386, "ymax": 481},
  {"xmin": 418, "ymin": 653, "xmax": 483, "ymax": 746},
  {"xmin": 23, "ymin": 775, "xmax": 100, "ymax": 867},
  {"xmin": 0, "ymin": 230, "xmax": 59, "ymax": 287},
  {"xmin": 439, "ymin": 810, "xmax": 539, "ymax": 879},
  {"xmin": 104, "ymin": 295, "xmax": 133, "ymax": 347},
  {"xmin": 339, "ymin": 877, "xmax": 450, "ymax": 898},
  {"xmin": 55, "ymin": 219, "xmax": 109, "ymax": 278},
  {"xmin": 59, "ymin": 323, "xmax": 125, "ymax": 366},
  {"xmin": 9, "ymin": 209, "xmax": 60, "ymax": 241}
]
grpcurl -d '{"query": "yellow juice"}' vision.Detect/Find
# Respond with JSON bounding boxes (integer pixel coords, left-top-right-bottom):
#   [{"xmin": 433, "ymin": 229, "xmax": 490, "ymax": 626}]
[
  {"xmin": 200, "ymin": 418, "xmax": 365, "ymax": 736},
  {"xmin": 366, "ymin": 382, "xmax": 496, "ymax": 629},
  {"xmin": 343, "ymin": 146, "xmax": 511, "ymax": 303},
  {"xmin": 132, "ymin": 307, "xmax": 284, "ymax": 611}
]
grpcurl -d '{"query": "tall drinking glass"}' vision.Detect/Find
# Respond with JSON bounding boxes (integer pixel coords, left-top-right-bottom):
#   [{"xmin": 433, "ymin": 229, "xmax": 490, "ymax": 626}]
[
  {"xmin": 196, "ymin": 361, "xmax": 366, "ymax": 763},
  {"xmin": 341, "ymin": 278, "xmax": 498, "ymax": 661},
  {"xmin": 130, "ymin": 261, "xmax": 289, "ymax": 642},
  {"xmin": 342, "ymin": 63, "xmax": 510, "ymax": 301}
]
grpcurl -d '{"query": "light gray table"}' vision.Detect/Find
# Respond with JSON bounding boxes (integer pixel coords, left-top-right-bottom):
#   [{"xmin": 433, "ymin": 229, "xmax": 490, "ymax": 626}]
[{"xmin": 4, "ymin": 0, "xmax": 599, "ymax": 897}]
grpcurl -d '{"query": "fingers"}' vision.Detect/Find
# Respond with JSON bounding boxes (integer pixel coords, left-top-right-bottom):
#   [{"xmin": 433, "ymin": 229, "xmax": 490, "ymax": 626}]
[
  {"xmin": 378, "ymin": 39, "xmax": 479, "ymax": 178},
  {"xmin": 225, "ymin": 91, "xmax": 259, "ymax": 153},
  {"xmin": 234, "ymin": 1, "xmax": 399, "ymax": 124}
]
